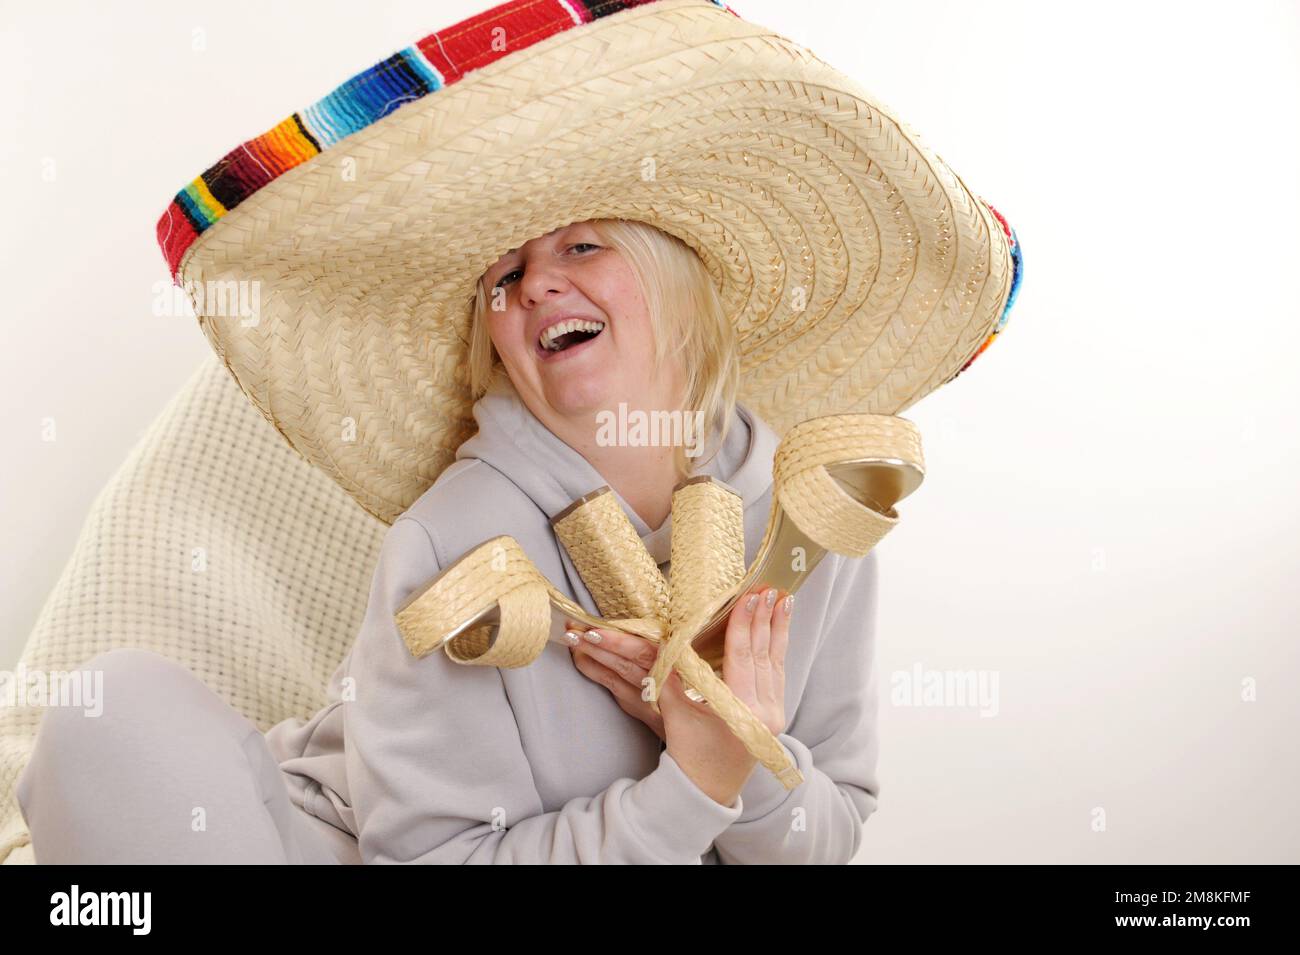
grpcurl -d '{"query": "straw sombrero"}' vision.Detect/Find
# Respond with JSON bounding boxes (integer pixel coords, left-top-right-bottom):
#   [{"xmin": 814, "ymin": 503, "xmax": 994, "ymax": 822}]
[{"xmin": 156, "ymin": 0, "xmax": 1023, "ymax": 526}]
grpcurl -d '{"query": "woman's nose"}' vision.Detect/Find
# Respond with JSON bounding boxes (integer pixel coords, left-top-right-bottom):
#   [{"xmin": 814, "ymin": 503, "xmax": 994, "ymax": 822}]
[{"xmin": 518, "ymin": 264, "xmax": 570, "ymax": 305}]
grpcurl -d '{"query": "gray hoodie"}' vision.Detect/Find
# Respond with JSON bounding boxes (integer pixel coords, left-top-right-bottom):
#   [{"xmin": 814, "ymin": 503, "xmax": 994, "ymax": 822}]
[{"xmin": 265, "ymin": 368, "xmax": 882, "ymax": 864}]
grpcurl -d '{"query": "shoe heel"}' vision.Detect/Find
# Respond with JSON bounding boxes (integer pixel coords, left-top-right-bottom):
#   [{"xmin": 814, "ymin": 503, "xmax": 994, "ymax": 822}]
[
  {"xmin": 551, "ymin": 487, "xmax": 670, "ymax": 623},
  {"xmin": 668, "ymin": 477, "xmax": 746, "ymax": 633}
]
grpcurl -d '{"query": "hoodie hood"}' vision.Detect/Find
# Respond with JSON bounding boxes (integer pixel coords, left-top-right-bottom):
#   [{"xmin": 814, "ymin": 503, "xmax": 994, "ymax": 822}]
[{"xmin": 454, "ymin": 366, "xmax": 779, "ymax": 565}]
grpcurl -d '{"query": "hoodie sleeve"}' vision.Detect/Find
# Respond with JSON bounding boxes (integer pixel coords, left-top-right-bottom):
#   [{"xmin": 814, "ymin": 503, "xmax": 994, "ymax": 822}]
[
  {"xmin": 711, "ymin": 550, "xmax": 882, "ymax": 865},
  {"xmin": 343, "ymin": 516, "xmax": 745, "ymax": 864}
]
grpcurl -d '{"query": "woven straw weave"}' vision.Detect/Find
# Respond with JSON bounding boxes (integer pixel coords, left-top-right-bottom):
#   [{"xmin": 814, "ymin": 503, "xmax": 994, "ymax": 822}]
[
  {"xmin": 668, "ymin": 479, "xmax": 746, "ymax": 634},
  {"xmin": 553, "ymin": 490, "xmax": 671, "ymax": 622},
  {"xmin": 174, "ymin": 0, "xmax": 1013, "ymax": 527},
  {"xmin": 0, "ymin": 357, "xmax": 384, "ymax": 864}
]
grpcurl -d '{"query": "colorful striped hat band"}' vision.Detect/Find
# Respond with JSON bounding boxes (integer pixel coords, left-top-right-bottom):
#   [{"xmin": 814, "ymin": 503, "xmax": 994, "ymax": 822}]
[{"xmin": 157, "ymin": 0, "xmax": 1022, "ymax": 525}]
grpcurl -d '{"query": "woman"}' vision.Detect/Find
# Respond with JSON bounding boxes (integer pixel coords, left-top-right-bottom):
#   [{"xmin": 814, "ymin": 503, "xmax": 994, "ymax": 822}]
[
  {"xmin": 330, "ymin": 217, "xmax": 886, "ymax": 863},
  {"xmin": 470, "ymin": 216, "xmax": 795, "ymax": 811},
  {"xmin": 16, "ymin": 218, "xmax": 882, "ymax": 865},
  {"xmin": 17, "ymin": 0, "xmax": 1020, "ymax": 865}
]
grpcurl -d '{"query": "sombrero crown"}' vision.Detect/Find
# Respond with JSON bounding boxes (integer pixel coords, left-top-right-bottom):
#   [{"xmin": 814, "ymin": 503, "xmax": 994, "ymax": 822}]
[{"xmin": 157, "ymin": 0, "xmax": 1023, "ymax": 525}]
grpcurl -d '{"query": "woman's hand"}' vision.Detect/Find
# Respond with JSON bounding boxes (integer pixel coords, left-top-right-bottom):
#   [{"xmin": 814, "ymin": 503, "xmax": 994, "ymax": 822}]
[
  {"xmin": 566, "ymin": 585, "xmax": 792, "ymax": 807},
  {"xmin": 566, "ymin": 621, "xmax": 667, "ymax": 742}
]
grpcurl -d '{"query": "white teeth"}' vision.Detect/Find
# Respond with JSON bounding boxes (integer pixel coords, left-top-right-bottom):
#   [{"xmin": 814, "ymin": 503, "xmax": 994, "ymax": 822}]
[{"xmin": 540, "ymin": 319, "xmax": 606, "ymax": 351}]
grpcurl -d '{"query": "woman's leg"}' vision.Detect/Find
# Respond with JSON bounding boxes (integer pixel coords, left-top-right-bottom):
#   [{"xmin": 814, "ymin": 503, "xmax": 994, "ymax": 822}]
[{"xmin": 15, "ymin": 647, "xmax": 342, "ymax": 864}]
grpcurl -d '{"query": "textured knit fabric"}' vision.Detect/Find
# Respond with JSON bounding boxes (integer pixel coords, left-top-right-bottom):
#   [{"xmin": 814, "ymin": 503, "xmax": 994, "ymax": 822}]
[
  {"xmin": 265, "ymin": 365, "xmax": 884, "ymax": 864},
  {"xmin": 0, "ymin": 357, "xmax": 386, "ymax": 865}
]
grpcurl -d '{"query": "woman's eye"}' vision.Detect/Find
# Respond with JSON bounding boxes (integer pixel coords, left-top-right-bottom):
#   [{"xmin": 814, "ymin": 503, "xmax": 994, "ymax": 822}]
[{"xmin": 494, "ymin": 243, "xmax": 599, "ymax": 289}]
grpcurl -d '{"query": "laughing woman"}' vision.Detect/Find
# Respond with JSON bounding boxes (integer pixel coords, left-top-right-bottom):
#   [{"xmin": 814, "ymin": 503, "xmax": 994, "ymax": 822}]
[
  {"xmin": 336, "ymin": 216, "xmax": 887, "ymax": 863},
  {"xmin": 16, "ymin": 0, "xmax": 1020, "ymax": 865}
]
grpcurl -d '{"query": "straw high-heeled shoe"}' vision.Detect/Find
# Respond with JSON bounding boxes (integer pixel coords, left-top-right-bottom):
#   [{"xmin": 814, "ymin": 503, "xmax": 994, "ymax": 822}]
[{"xmin": 394, "ymin": 412, "xmax": 923, "ymax": 788}]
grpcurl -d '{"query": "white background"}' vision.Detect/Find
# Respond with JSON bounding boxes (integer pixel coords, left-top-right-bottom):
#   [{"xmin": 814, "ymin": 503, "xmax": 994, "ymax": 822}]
[{"xmin": 2, "ymin": 0, "xmax": 1297, "ymax": 862}]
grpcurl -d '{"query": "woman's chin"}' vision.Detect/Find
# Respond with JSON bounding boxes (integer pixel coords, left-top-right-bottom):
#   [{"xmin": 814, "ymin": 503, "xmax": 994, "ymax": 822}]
[{"xmin": 540, "ymin": 368, "xmax": 618, "ymax": 416}]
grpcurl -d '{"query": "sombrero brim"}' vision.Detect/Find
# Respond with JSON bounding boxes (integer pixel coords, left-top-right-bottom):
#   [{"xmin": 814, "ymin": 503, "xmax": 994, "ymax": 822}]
[{"xmin": 156, "ymin": 0, "xmax": 1023, "ymax": 526}]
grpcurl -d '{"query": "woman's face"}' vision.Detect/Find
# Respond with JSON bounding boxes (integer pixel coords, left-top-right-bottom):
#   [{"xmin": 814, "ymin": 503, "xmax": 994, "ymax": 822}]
[{"xmin": 480, "ymin": 220, "xmax": 679, "ymax": 431}]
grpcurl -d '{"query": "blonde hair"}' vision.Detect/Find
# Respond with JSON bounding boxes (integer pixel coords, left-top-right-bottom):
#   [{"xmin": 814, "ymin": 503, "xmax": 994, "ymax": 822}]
[{"xmin": 467, "ymin": 218, "xmax": 740, "ymax": 480}]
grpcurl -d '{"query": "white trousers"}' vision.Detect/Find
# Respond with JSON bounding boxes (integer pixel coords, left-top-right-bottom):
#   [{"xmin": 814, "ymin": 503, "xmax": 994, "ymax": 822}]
[{"xmin": 16, "ymin": 648, "xmax": 358, "ymax": 864}]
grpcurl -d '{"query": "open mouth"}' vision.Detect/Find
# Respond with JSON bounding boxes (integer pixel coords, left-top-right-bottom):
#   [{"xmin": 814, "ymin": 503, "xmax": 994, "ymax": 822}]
[{"xmin": 537, "ymin": 319, "xmax": 606, "ymax": 359}]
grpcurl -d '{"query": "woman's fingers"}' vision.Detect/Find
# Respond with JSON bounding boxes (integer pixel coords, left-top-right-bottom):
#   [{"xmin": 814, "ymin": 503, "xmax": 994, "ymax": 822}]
[
  {"xmin": 751, "ymin": 587, "xmax": 779, "ymax": 704},
  {"xmin": 569, "ymin": 648, "xmax": 639, "ymax": 703},
  {"xmin": 565, "ymin": 621, "xmax": 713, "ymax": 716},
  {"xmin": 565, "ymin": 624, "xmax": 657, "ymax": 671},
  {"xmin": 568, "ymin": 601, "xmax": 790, "ymax": 728},
  {"xmin": 722, "ymin": 589, "xmax": 762, "ymax": 705},
  {"xmin": 769, "ymin": 591, "xmax": 792, "ymax": 706},
  {"xmin": 567, "ymin": 635, "xmax": 654, "ymax": 690}
]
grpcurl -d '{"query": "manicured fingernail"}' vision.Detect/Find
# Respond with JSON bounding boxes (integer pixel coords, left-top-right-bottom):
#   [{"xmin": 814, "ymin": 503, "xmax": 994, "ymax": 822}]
[
  {"xmin": 782, "ymin": 594, "xmax": 794, "ymax": 615},
  {"xmin": 584, "ymin": 629, "xmax": 603, "ymax": 644},
  {"xmin": 563, "ymin": 630, "xmax": 581, "ymax": 646},
  {"xmin": 745, "ymin": 593, "xmax": 759, "ymax": 613},
  {"xmin": 765, "ymin": 588, "xmax": 777, "ymax": 608}
]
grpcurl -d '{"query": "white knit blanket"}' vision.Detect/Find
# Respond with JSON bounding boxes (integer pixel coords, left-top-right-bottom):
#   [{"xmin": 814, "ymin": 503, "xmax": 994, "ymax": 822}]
[{"xmin": 1, "ymin": 357, "xmax": 386, "ymax": 863}]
